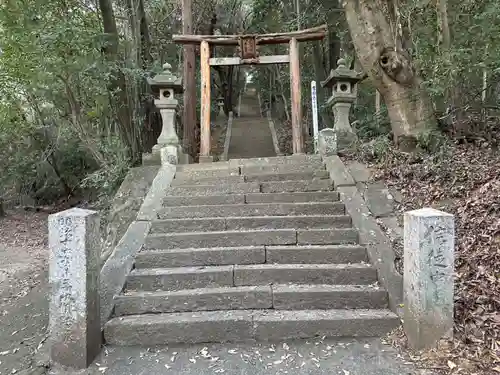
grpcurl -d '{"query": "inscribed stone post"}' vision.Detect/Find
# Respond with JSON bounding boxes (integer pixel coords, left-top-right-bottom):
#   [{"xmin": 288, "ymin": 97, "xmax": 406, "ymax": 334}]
[
  {"xmin": 49, "ymin": 208, "xmax": 101, "ymax": 369},
  {"xmin": 161, "ymin": 145, "xmax": 179, "ymax": 165},
  {"xmin": 318, "ymin": 128, "xmax": 337, "ymax": 156},
  {"xmin": 404, "ymin": 208, "xmax": 455, "ymax": 350}
]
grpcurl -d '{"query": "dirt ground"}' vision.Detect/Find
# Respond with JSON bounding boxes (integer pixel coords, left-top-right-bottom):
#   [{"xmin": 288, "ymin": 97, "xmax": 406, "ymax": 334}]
[{"xmin": 0, "ymin": 209, "xmax": 50, "ymax": 375}]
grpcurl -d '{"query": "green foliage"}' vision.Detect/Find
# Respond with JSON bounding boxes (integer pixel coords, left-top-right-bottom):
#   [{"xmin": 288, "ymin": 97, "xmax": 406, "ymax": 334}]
[
  {"xmin": 352, "ymin": 83, "xmax": 392, "ymax": 140},
  {"xmin": 80, "ymin": 137, "xmax": 130, "ymax": 203},
  {"xmin": 402, "ymin": 0, "xmax": 500, "ymax": 111},
  {"xmin": 358, "ymin": 135, "xmax": 392, "ymax": 162},
  {"xmin": 0, "ymin": 0, "xmax": 252, "ymax": 205},
  {"xmin": 416, "ymin": 128, "xmax": 447, "ymax": 152},
  {"xmin": 1, "ymin": 0, "xmax": 499, "ymax": 206},
  {"xmin": 353, "ymin": 107, "xmax": 392, "ymax": 140},
  {"xmin": 0, "ymin": 0, "xmax": 139, "ymax": 204}
]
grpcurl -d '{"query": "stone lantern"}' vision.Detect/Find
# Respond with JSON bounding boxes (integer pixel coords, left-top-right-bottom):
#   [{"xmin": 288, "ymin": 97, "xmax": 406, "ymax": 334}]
[
  {"xmin": 319, "ymin": 58, "xmax": 363, "ymax": 154},
  {"xmin": 217, "ymin": 96, "xmax": 225, "ymax": 118},
  {"xmin": 146, "ymin": 62, "xmax": 185, "ymax": 165}
]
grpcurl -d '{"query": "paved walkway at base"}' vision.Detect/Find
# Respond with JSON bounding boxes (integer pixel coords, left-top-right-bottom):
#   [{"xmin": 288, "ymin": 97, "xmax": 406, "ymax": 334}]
[
  {"xmin": 227, "ymin": 95, "xmax": 276, "ymax": 159},
  {"xmin": 81, "ymin": 338, "xmax": 431, "ymax": 375}
]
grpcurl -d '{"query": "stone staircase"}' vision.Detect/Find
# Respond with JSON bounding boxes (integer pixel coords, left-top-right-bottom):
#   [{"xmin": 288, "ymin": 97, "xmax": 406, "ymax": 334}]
[{"xmin": 104, "ymin": 155, "xmax": 399, "ymax": 346}]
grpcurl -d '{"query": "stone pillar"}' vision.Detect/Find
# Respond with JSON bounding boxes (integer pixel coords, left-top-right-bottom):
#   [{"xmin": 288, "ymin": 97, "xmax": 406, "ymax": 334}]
[
  {"xmin": 332, "ymin": 101, "xmax": 354, "ymax": 132},
  {"xmin": 145, "ymin": 63, "xmax": 187, "ymax": 165},
  {"xmin": 155, "ymin": 99, "xmax": 179, "ymax": 147},
  {"xmin": 48, "ymin": 208, "xmax": 101, "ymax": 369},
  {"xmin": 404, "ymin": 208, "xmax": 455, "ymax": 350},
  {"xmin": 217, "ymin": 96, "xmax": 225, "ymax": 118},
  {"xmin": 318, "ymin": 128, "xmax": 337, "ymax": 156}
]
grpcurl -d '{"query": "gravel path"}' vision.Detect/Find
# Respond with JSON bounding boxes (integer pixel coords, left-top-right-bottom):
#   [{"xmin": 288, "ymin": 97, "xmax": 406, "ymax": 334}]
[{"xmin": 0, "ymin": 210, "xmax": 50, "ymax": 375}]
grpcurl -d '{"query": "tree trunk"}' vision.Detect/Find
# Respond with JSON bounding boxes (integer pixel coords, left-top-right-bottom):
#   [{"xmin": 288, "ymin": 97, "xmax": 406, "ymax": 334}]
[
  {"xmin": 436, "ymin": 0, "xmax": 452, "ymax": 109},
  {"xmin": 0, "ymin": 198, "xmax": 5, "ymax": 217},
  {"xmin": 225, "ymin": 65, "xmax": 235, "ymax": 115},
  {"xmin": 138, "ymin": 0, "xmax": 153, "ymax": 68},
  {"xmin": 274, "ymin": 65, "xmax": 290, "ymax": 121},
  {"xmin": 342, "ymin": 0, "xmax": 437, "ymax": 150},
  {"xmin": 328, "ymin": 29, "xmax": 341, "ymax": 73},
  {"xmin": 436, "ymin": 0, "xmax": 451, "ymax": 53},
  {"xmin": 312, "ymin": 41, "xmax": 333, "ymax": 129},
  {"xmin": 99, "ymin": 0, "xmax": 141, "ymax": 164},
  {"xmin": 126, "ymin": 0, "xmax": 159, "ymax": 155},
  {"xmin": 182, "ymin": 0, "xmax": 197, "ymax": 158}
]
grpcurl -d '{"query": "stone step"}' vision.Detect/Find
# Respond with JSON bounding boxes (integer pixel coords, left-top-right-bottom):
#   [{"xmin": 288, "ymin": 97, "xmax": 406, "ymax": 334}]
[
  {"xmin": 229, "ymin": 154, "xmax": 322, "ymax": 167},
  {"xmin": 297, "ymin": 228, "xmax": 359, "ymax": 245},
  {"xmin": 114, "ymin": 284, "xmax": 388, "ymax": 316},
  {"xmin": 272, "ymin": 284, "xmax": 388, "ymax": 310},
  {"xmin": 135, "ymin": 246, "xmax": 266, "ymax": 268},
  {"xmin": 161, "ymin": 191, "xmax": 340, "ymax": 207},
  {"xmin": 240, "ymin": 163, "xmax": 325, "ymax": 175},
  {"xmin": 114, "ymin": 286, "xmax": 273, "ymax": 316},
  {"xmin": 166, "ymin": 182, "xmax": 261, "ymax": 196},
  {"xmin": 171, "ymin": 175, "xmax": 244, "ymax": 186},
  {"xmin": 225, "ymin": 215, "xmax": 351, "ymax": 231},
  {"xmin": 245, "ymin": 191, "xmax": 339, "ymax": 203},
  {"xmin": 136, "ymin": 243, "xmax": 365, "ymax": 269},
  {"xmin": 150, "ymin": 218, "xmax": 227, "ymax": 233},
  {"xmin": 244, "ymin": 170, "xmax": 329, "ymax": 182},
  {"xmin": 252, "ymin": 309, "xmax": 399, "ymax": 342},
  {"xmin": 260, "ymin": 179, "xmax": 333, "ymax": 193},
  {"xmin": 176, "ymin": 161, "xmax": 231, "ymax": 172},
  {"xmin": 235, "ymin": 121, "xmax": 269, "ymax": 127},
  {"xmin": 145, "ymin": 228, "xmax": 358, "ymax": 249},
  {"xmin": 127, "ymin": 263, "xmax": 375, "ymax": 292},
  {"xmin": 163, "ymin": 194, "xmax": 246, "ymax": 206},
  {"xmin": 172, "ymin": 171, "xmax": 329, "ymax": 185},
  {"xmin": 174, "ymin": 168, "xmax": 240, "ymax": 179},
  {"xmin": 266, "ymin": 245, "xmax": 368, "ymax": 264},
  {"xmin": 145, "ymin": 229, "xmax": 297, "ymax": 250},
  {"xmin": 104, "ymin": 309, "xmax": 400, "ymax": 345},
  {"xmin": 126, "ymin": 265, "xmax": 235, "ymax": 291},
  {"xmin": 156, "ymin": 202, "xmax": 345, "ymax": 219},
  {"xmin": 234, "ymin": 263, "xmax": 377, "ymax": 286},
  {"xmin": 165, "ymin": 179, "xmax": 333, "ymax": 196},
  {"xmin": 150, "ymin": 215, "xmax": 352, "ymax": 233}
]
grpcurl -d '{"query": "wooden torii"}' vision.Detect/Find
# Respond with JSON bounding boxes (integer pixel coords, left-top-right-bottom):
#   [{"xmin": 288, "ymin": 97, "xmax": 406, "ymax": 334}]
[{"xmin": 173, "ymin": 24, "xmax": 327, "ymax": 160}]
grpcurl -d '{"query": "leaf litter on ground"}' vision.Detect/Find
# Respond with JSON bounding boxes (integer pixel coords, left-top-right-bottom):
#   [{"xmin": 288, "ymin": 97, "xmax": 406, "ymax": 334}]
[{"xmin": 346, "ymin": 138, "xmax": 500, "ymax": 374}]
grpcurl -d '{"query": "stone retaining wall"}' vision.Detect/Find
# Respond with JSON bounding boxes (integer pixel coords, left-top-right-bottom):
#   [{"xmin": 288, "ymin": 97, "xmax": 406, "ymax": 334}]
[
  {"xmin": 323, "ymin": 155, "xmax": 404, "ymax": 315},
  {"xmin": 100, "ymin": 163, "xmax": 176, "ymax": 326}
]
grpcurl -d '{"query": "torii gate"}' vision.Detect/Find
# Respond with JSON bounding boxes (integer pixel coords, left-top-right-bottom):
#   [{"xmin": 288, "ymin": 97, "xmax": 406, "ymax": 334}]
[{"xmin": 173, "ymin": 24, "xmax": 327, "ymax": 160}]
